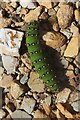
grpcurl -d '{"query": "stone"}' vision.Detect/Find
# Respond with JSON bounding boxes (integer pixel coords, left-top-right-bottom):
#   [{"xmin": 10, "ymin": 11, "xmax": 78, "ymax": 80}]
[
  {"xmin": 56, "ymin": 88, "xmax": 71, "ymax": 103},
  {"xmin": 33, "ymin": 93, "xmax": 38, "ymax": 100},
  {"xmin": 20, "ymin": 74, "xmax": 28, "ymax": 85},
  {"xmin": 21, "ymin": 53, "xmax": 32, "ymax": 70},
  {"xmin": 10, "ymin": 2, "xmax": 18, "ymax": 8},
  {"xmin": 69, "ymin": 91, "xmax": 80, "ymax": 104},
  {"xmin": 74, "ymin": 9, "xmax": 80, "ymax": 22},
  {"xmin": 0, "ymin": 109, "xmax": 6, "ymax": 119},
  {"xmin": 0, "ymin": 28, "xmax": 24, "ymax": 57},
  {"xmin": 76, "ymin": 84, "xmax": 80, "ymax": 91},
  {"xmin": 37, "ymin": 0, "xmax": 52, "ymax": 9},
  {"xmin": 42, "ymin": 102, "xmax": 51, "ymax": 116},
  {"xmin": 24, "ymin": 6, "xmax": 42, "ymax": 23},
  {"xmin": 74, "ymin": 53, "xmax": 80, "ymax": 69},
  {"xmin": 2, "ymin": 55, "xmax": 19, "ymax": 74},
  {"xmin": 45, "ymin": 96, "xmax": 51, "ymax": 106},
  {"xmin": 0, "ymin": 67, "xmax": 4, "ymax": 75},
  {"xmin": 20, "ymin": 97, "xmax": 36, "ymax": 114},
  {"xmin": 60, "ymin": 29, "xmax": 72, "ymax": 39},
  {"xmin": 11, "ymin": 110, "xmax": 32, "ymax": 119},
  {"xmin": 39, "ymin": 12, "xmax": 49, "ymax": 20},
  {"xmin": 57, "ymin": 4, "xmax": 73, "ymax": 28},
  {"xmin": 0, "ymin": 18, "xmax": 11, "ymax": 29},
  {"xmin": 71, "ymin": 100, "xmax": 80, "ymax": 112},
  {"xmin": 66, "ymin": 70, "xmax": 75, "ymax": 79},
  {"xmin": 48, "ymin": 8, "xmax": 56, "ymax": 16},
  {"xmin": 69, "ymin": 78, "xmax": 77, "ymax": 88},
  {"xmin": 20, "ymin": 0, "xmax": 36, "ymax": 9},
  {"xmin": 10, "ymin": 81, "xmax": 25, "ymax": 99},
  {"xmin": 76, "ymin": 1, "xmax": 80, "ymax": 9},
  {"xmin": 64, "ymin": 36, "xmax": 79, "ymax": 57},
  {"xmin": 43, "ymin": 31, "xmax": 66, "ymax": 48},
  {"xmin": 60, "ymin": 44, "xmax": 67, "ymax": 56},
  {"xmin": 28, "ymin": 71, "xmax": 45, "ymax": 93},
  {"xmin": 70, "ymin": 22, "xmax": 79, "ymax": 36},
  {"xmin": 61, "ymin": 57, "xmax": 68, "ymax": 68},
  {"xmin": 33, "ymin": 109, "xmax": 48, "ymax": 118},
  {"xmin": 0, "ymin": 74, "xmax": 13, "ymax": 88},
  {"xmin": 48, "ymin": 15, "xmax": 59, "ymax": 31},
  {"xmin": 56, "ymin": 103, "xmax": 74, "ymax": 118}
]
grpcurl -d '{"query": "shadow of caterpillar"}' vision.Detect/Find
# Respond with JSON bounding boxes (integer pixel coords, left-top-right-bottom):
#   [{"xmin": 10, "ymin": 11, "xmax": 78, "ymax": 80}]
[{"xmin": 26, "ymin": 20, "xmax": 62, "ymax": 93}]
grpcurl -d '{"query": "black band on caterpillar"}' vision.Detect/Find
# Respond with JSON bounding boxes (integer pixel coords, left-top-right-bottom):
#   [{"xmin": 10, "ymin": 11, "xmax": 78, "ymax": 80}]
[{"xmin": 26, "ymin": 20, "xmax": 61, "ymax": 92}]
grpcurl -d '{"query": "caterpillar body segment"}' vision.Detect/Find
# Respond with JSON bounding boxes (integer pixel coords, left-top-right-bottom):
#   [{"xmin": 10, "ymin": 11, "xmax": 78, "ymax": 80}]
[{"xmin": 26, "ymin": 20, "xmax": 60, "ymax": 93}]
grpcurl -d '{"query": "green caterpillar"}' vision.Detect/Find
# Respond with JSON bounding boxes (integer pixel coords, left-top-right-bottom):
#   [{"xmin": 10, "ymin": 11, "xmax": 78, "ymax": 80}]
[{"xmin": 26, "ymin": 20, "xmax": 61, "ymax": 92}]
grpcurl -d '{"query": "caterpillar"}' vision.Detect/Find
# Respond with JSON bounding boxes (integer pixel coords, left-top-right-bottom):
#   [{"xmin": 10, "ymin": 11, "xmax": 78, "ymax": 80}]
[{"xmin": 26, "ymin": 20, "xmax": 61, "ymax": 92}]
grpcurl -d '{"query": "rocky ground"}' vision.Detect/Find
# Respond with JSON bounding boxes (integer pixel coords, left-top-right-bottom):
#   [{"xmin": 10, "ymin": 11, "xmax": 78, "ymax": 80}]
[{"xmin": 0, "ymin": 0, "xmax": 80, "ymax": 119}]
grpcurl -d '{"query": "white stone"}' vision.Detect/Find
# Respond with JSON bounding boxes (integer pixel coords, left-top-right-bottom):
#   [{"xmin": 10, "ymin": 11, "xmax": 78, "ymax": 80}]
[
  {"xmin": 60, "ymin": 29, "xmax": 72, "ymax": 39},
  {"xmin": 20, "ymin": 0, "xmax": 35, "ymax": 9},
  {"xmin": 0, "ymin": 28, "xmax": 24, "ymax": 57},
  {"xmin": 56, "ymin": 88, "xmax": 71, "ymax": 103},
  {"xmin": 2, "ymin": 55, "xmax": 19, "ymax": 74},
  {"xmin": 71, "ymin": 100, "xmax": 80, "ymax": 112},
  {"xmin": 11, "ymin": 110, "xmax": 32, "ymax": 119},
  {"xmin": 20, "ymin": 97, "xmax": 36, "ymax": 114}
]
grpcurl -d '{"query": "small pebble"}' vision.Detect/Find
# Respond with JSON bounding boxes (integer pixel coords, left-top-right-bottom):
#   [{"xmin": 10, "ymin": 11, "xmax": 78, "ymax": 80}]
[
  {"xmin": 70, "ymin": 22, "xmax": 79, "ymax": 36},
  {"xmin": 61, "ymin": 57, "xmax": 68, "ymax": 68},
  {"xmin": 64, "ymin": 36, "xmax": 79, "ymax": 57},
  {"xmin": 27, "ymin": 91, "xmax": 33, "ymax": 96},
  {"xmin": 43, "ymin": 31, "xmax": 66, "ymax": 48},
  {"xmin": 0, "ymin": 28, "xmax": 24, "ymax": 56},
  {"xmin": 48, "ymin": 8, "xmax": 56, "ymax": 16},
  {"xmin": 55, "ymin": 88, "xmax": 71, "ymax": 103},
  {"xmin": 11, "ymin": 110, "xmax": 32, "ymax": 119},
  {"xmin": 60, "ymin": 29, "xmax": 72, "ymax": 39},
  {"xmin": 33, "ymin": 93, "xmax": 38, "ymax": 100},
  {"xmin": 20, "ymin": 74, "xmax": 28, "ymax": 85},
  {"xmin": 45, "ymin": 96, "xmax": 51, "ymax": 106},
  {"xmin": 21, "ymin": 53, "xmax": 32, "ymax": 69},
  {"xmin": 28, "ymin": 71, "xmax": 45, "ymax": 93},
  {"xmin": 48, "ymin": 15, "xmax": 59, "ymax": 31},
  {"xmin": 69, "ymin": 91, "xmax": 80, "ymax": 104},
  {"xmin": 33, "ymin": 109, "xmax": 48, "ymax": 118},
  {"xmin": 0, "ymin": 67, "xmax": 4, "ymax": 75},
  {"xmin": 37, "ymin": 0, "xmax": 52, "ymax": 9},
  {"xmin": 2, "ymin": 55, "xmax": 19, "ymax": 74},
  {"xmin": 0, "ymin": 109, "xmax": 6, "ymax": 119},
  {"xmin": 57, "ymin": 4, "xmax": 73, "ymax": 28},
  {"xmin": 24, "ymin": 6, "xmax": 43, "ymax": 23},
  {"xmin": 20, "ymin": 0, "xmax": 35, "ymax": 9},
  {"xmin": 74, "ymin": 9, "xmax": 80, "ymax": 22},
  {"xmin": 20, "ymin": 97, "xmax": 36, "ymax": 114},
  {"xmin": 10, "ymin": 81, "xmax": 26, "ymax": 99},
  {"xmin": 71, "ymin": 101, "xmax": 80, "ymax": 112},
  {"xmin": 76, "ymin": 1, "xmax": 80, "ymax": 9},
  {"xmin": 0, "ymin": 74, "xmax": 13, "ymax": 88}
]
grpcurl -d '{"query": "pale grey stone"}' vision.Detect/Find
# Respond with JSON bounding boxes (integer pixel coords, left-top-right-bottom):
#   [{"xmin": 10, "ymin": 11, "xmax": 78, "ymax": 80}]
[{"xmin": 20, "ymin": 97, "xmax": 36, "ymax": 114}]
